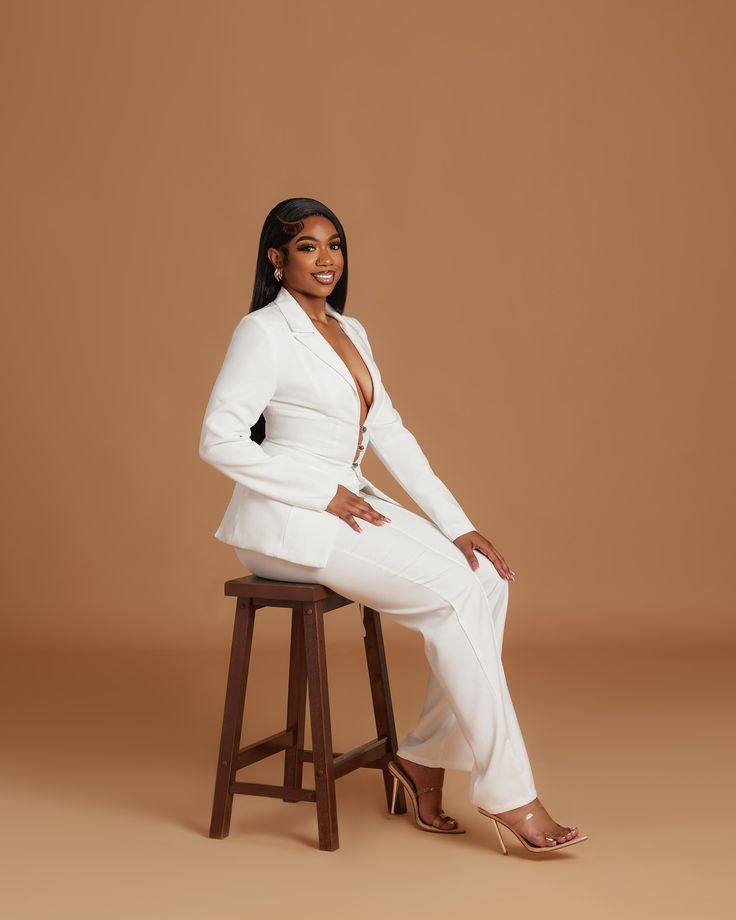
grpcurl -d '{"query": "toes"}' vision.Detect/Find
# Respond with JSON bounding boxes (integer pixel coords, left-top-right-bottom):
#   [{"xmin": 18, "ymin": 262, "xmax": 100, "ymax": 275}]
[{"xmin": 428, "ymin": 805, "xmax": 459, "ymax": 830}]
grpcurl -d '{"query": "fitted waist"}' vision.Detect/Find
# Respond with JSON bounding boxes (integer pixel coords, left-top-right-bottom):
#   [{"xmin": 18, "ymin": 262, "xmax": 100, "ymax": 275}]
[
  {"xmin": 260, "ymin": 438, "xmax": 366, "ymax": 492},
  {"xmin": 334, "ymin": 464, "xmax": 364, "ymax": 492}
]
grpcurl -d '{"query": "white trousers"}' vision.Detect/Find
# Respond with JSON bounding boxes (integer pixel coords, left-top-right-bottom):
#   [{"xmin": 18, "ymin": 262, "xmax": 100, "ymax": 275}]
[{"xmin": 234, "ymin": 466, "xmax": 538, "ymax": 813}]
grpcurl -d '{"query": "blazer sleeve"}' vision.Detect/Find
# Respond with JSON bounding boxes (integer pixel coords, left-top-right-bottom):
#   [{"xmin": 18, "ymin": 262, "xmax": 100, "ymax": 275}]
[
  {"xmin": 350, "ymin": 316, "xmax": 477, "ymax": 542},
  {"xmin": 199, "ymin": 314, "xmax": 341, "ymax": 511}
]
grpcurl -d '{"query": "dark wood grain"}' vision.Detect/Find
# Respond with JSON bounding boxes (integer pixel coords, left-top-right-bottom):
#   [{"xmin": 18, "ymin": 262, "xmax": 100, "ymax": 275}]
[{"xmin": 208, "ymin": 578, "xmax": 403, "ymax": 851}]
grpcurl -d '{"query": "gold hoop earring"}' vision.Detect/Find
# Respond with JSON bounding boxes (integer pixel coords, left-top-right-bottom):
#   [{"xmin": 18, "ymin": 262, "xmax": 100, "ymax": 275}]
[{"xmin": 274, "ymin": 267, "xmax": 283, "ymax": 283}]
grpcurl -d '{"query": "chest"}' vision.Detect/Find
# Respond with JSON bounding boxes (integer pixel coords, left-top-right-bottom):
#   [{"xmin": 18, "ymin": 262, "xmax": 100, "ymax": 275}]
[{"xmin": 312, "ymin": 319, "xmax": 375, "ymax": 419}]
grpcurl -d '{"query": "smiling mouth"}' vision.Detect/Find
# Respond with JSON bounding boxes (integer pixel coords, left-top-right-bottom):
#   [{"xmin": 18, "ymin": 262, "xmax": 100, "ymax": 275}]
[{"xmin": 312, "ymin": 271, "xmax": 336, "ymax": 284}]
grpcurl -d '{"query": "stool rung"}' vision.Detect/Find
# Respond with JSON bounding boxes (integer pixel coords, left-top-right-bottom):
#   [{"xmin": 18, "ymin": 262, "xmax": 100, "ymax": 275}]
[
  {"xmin": 299, "ymin": 737, "xmax": 391, "ymax": 771},
  {"xmin": 332, "ymin": 737, "xmax": 390, "ymax": 778},
  {"xmin": 236, "ymin": 729, "xmax": 294, "ymax": 769},
  {"xmin": 231, "ymin": 781, "xmax": 316, "ymax": 802},
  {"xmin": 209, "ymin": 593, "xmax": 406, "ymax": 850}
]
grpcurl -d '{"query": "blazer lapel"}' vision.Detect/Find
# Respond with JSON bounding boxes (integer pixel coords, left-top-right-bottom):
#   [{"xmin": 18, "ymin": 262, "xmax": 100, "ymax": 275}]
[
  {"xmin": 327, "ymin": 302, "xmax": 382, "ymax": 427},
  {"xmin": 274, "ymin": 286, "xmax": 381, "ymax": 420}
]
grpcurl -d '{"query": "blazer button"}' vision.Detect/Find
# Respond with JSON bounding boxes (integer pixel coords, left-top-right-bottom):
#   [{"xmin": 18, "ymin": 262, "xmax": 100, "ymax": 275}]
[
  {"xmin": 351, "ymin": 461, "xmax": 359, "ymax": 467},
  {"xmin": 360, "ymin": 425, "xmax": 367, "ymax": 432},
  {"xmin": 357, "ymin": 445, "xmax": 364, "ymax": 451}
]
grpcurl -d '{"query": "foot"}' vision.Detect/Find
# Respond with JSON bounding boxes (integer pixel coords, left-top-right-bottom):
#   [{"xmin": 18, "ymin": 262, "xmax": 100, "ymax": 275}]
[
  {"xmin": 394, "ymin": 754, "xmax": 460, "ymax": 831},
  {"xmin": 494, "ymin": 797, "xmax": 579, "ymax": 847}
]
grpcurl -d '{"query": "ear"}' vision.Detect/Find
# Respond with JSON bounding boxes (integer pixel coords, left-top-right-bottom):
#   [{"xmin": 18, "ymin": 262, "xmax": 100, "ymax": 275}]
[{"xmin": 266, "ymin": 246, "xmax": 283, "ymax": 270}]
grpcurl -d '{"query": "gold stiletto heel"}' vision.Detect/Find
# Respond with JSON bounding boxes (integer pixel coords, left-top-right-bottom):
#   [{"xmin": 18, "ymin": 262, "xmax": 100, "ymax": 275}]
[
  {"xmin": 390, "ymin": 775, "xmax": 399, "ymax": 814},
  {"xmin": 387, "ymin": 761, "xmax": 466, "ymax": 834},
  {"xmin": 478, "ymin": 805, "xmax": 589, "ymax": 854},
  {"xmin": 489, "ymin": 816, "xmax": 508, "ymax": 854}
]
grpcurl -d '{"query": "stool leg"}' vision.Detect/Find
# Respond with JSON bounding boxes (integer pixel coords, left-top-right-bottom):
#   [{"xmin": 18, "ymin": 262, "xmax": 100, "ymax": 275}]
[
  {"xmin": 283, "ymin": 606, "xmax": 307, "ymax": 802},
  {"xmin": 303, "ymin": 602, "xmax": 339, "ymax": 851},
  {"xmin": 362, "ymin": 605, "xmax": 407, "ymax": 814},
  {"xmin": 209, "ymin": 597, "xmax": 256, "ymax": 839}
]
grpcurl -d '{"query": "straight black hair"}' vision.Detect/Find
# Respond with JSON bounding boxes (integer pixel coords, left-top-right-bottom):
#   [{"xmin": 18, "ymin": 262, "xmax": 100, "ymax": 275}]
[
  {"xmin": 246, "ymin": 198, "xmax": 349, "ymax": 443},
  {"xmin": 248, "ymin": 197, "xmax": 349, "ymax": 314}
]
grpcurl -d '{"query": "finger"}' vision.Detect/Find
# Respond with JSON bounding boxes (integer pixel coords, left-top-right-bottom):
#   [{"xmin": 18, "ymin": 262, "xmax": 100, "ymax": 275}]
[
  {"xmin": 483, "ymin": 545, "xmax": 510, "ymax": 576},
  {"xmin": 463, "ymin": 549, "xmax": 479, "ymax": 570},
  {"xmin": 359, "ymin": 509, "xmax": 391, "ymax": 525},
  {"xmin": 496, "ymin": 553, "xmax": 515, "ymax": 580},
  {"xmin": 351, "ymin": 499, "xmax": 392, "ymax": 525},
  {"xmin": 477, "ymin": 545, "xmax": 512, "ymax": 580},
  {"xmin": 341, "ymin": 514, "xmax": 362, "ymax": 533},
  {"xmin": 493, "ymin": 551, "xmax": 512, "ymax": 579},
  {"xmin": 494, "ymin": 549, "xmax": 512, "ymax": 576},
  {"xmin": 472, "ymin": 538, "xmax": 516, "ymax": 580}
]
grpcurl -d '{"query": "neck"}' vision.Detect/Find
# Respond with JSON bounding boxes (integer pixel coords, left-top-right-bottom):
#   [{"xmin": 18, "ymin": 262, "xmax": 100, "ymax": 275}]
[{"xmin": 284, "ymin": 284, "xmax": 328, "ymax": 323}]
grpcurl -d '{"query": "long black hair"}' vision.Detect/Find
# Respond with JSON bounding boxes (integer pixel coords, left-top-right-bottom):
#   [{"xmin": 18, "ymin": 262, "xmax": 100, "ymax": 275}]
[
  {"xmin": 247, "ymin": 197, "xmax": 350, "ymax": 443},
  {"xmin": 249, "ymin": 197, "xmax": 349, "ymax": 315}
]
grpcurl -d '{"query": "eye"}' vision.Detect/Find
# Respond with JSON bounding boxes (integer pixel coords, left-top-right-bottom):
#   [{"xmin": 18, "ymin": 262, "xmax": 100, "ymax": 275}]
[{"xmin": 297, "ymin": 242, "xmax": 342, "ymax": 252}]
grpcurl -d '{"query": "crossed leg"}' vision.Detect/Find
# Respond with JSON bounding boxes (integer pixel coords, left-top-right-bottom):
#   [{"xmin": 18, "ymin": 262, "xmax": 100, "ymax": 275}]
[{"xmin": 234, "ymin": 492, "xmax": 578, "ymax": 844}]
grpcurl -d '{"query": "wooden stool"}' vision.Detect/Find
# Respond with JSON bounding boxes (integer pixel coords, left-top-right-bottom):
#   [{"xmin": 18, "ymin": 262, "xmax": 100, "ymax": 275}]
[{"xmin": 208, "ymin": 574, "xmax": 407, "ymax": 851}]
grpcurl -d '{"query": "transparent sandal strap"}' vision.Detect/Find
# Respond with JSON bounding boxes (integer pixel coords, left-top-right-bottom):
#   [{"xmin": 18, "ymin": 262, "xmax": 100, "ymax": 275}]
[{"xmin": 524, "ymin": 809, "xmax": 556, "ymax": 841}]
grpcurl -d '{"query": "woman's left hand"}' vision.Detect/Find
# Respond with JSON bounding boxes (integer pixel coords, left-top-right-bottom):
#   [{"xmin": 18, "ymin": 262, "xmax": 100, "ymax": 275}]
[{"xmin": 453, "ymin": 531, "xmax": 516, "ymax": 581}]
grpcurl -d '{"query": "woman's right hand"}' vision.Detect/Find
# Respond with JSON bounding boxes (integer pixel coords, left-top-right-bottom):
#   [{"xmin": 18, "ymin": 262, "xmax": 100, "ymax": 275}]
[{"xmin": 325, "ymin": 485, "xmax": 392, "ymax": 532}]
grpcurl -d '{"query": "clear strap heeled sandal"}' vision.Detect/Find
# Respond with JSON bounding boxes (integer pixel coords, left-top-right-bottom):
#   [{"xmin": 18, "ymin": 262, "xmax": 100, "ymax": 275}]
[
  {"xmin": 388, "ymin": 761, "xmax": 466, "ymax": 834},
  {"xmin": 478, "ymin": 804, "xmax": 589, "ymax": 854}
]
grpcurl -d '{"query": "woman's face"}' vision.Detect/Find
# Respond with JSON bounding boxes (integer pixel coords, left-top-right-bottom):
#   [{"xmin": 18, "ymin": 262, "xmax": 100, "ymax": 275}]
[{"xmin": 268, "ymin": 214, "xmax": 344, "ymax": 299}]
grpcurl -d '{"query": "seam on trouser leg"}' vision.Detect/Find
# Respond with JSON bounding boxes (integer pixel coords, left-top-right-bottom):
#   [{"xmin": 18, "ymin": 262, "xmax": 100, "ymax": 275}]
[
  {"xmin": 384, "ymin": 516, "xmax": 507, "ymax": 643},
  {"xmin": 330, "ymin": 542, "xmax": 532, "ymax": 791},
  {"xmin": 368, "ymin": 515, "xmax": 513, "ymax": 770},
  {"xmin": 378, "ymin": 516, "xmax": 474, "ymax": 576},
  {"xmin": 330, "ymin": 543, "xmax": 504, "ymax": 704},
  {"xmin": 382, "ymin": 517, "xmax": 506, "ymax": 671}
]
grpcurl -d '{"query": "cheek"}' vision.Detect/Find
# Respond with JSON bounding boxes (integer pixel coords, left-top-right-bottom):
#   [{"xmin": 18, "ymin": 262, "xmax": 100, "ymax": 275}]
[{"xmin": 290, "ymin": 253, "xmax": 315, "ymax": 273}]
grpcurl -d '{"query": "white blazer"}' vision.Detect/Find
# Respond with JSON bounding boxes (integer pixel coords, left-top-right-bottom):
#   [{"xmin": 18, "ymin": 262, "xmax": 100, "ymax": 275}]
[{"xmin": 199, "ymin": 285, "xmax": 475, "ymax": 567}]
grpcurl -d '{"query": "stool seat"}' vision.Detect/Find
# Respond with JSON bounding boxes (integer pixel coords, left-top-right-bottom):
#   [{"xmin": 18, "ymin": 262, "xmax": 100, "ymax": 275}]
[
  {"xmin": 209, "ymin": 574, "xmax": 407, "ymax": 851},
  {"xmin": 224, "ymin": 573, "xmax": 351, "ymax": 604}
]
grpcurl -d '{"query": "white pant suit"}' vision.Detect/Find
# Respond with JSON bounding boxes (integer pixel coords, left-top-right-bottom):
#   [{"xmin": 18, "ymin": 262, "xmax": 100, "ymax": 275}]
[
  {"xmin": 199, "ymin": 285, "xmax": 538, "ymax": 814},
  {"xmin": 235, "ymin": 465, "xmax": 538, "ymax": 814}
]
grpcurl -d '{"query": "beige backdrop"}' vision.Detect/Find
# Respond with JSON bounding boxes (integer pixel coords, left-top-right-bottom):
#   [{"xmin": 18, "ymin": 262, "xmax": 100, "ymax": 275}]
[
  {"xmin": 2, "ymin": 4, "xmax": 735, "ymax": 920},
  {"xmin": 1, "ymin": 0, "xmax": 733, "ymax": 652}
]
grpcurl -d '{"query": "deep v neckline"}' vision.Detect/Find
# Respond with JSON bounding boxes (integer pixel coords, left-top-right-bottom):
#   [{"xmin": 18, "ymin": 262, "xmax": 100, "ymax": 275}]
[{"xmin": 312, "ymin": 314, "xmax": 376, "ymax": 421}]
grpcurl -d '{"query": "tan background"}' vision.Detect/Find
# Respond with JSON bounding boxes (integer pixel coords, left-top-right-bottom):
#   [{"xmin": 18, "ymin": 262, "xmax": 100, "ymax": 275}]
[
  {"xmin": 1, "ymin": 2, "xmax": 733, "ymax": 918},
  {"xmin": 2, "ymin": 1, "xmax": 735, "ymax": 653}
]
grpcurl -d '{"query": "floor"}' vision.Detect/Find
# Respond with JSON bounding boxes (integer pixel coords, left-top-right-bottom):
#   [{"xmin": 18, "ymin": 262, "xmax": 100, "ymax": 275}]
[{"xmin": 1, "ymin": 626, "xmax": 732, "ymax": 920}]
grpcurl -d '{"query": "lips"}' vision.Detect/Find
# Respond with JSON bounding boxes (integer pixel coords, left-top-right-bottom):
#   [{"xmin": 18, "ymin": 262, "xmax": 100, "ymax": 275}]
[{"xmin": 312, "ymin": 271, "xmax": 336, "ymax": 284}]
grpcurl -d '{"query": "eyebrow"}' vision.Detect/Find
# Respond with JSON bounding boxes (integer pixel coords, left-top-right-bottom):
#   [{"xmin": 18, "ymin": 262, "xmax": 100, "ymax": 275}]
[{"xmin": 294, "ymin": 233, "xmax": 341, "ymax": 243}]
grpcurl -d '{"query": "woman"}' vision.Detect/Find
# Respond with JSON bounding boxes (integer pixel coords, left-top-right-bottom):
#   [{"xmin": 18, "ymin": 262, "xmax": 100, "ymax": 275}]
[{"xmin": 199, "ymin": 197, "xmax": 587, "ymax": 854}]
